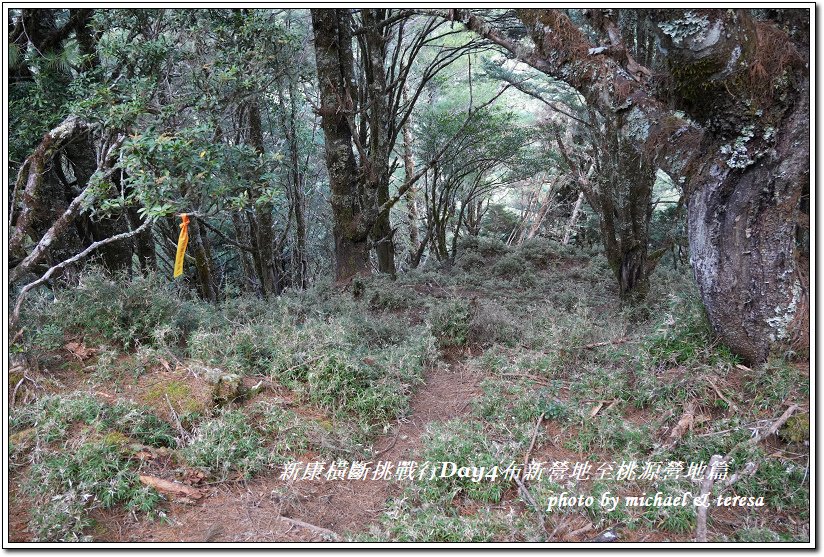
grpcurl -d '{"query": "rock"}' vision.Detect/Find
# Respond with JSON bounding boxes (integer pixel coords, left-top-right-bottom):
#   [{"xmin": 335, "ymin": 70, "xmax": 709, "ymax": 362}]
[
  {"xmin": 198, "ymin": 366, "xmax": 243, "ymax": 405},
  {"xmin": 590, "ymin": 529, "xmax": 619, "ymax": 542}
]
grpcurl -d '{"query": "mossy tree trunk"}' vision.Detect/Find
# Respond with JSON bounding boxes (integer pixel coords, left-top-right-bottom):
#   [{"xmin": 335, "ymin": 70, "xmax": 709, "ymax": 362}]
[
  {"xmin": 311, "ymin": 9, "xmax": 372, "ymax": 282},
  {"xmin": 450, "ymin": 7, "xmax": 809, "ymax": 362},
  {"xmin": 655, "ymin": 9, "xmax": 810, "ymax": 363}
]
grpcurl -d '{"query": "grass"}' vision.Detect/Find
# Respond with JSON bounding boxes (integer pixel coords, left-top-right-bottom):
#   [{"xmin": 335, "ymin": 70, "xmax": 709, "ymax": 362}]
[
  {"xmin": 10, "ymin": 243, "xmax": 810, "ymax": 543},
  {"xmin": 182, "ymin": 409, "xmax": 268, "ymax": 480},
  {"xmin": 9, "ymin": 393, "xmax": 176, "ymax": 541}
]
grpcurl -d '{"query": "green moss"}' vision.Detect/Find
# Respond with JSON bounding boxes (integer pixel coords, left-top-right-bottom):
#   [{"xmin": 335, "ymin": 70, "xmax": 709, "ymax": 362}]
[
  {"xmin": 146, "ymin": 380, "xmax": 204, "ymax": 414},
  {"xmin": 779, "ymin": 414, "xmax": 809, "ymax": 443},
  {"xmin": 101, "ymin": 430, "xmax": 131, "ymax": 448}
]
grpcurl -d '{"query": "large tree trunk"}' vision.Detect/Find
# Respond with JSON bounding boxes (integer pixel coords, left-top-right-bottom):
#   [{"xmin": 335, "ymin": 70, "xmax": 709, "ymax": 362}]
[
  {"xmin": 311, "ymin": 9, "xmax": 371, "ymax": 282},
  {"xmin": 687, "ymin": 75, "xmax": 809, "ymax": 364},
  {"xmin": 451, "ymin": 8, "xmax": 809, "ymax": 363},
  {"xmin": 652, "ymin": 9, "xmax": 810, "ymax": 363},
  {"xmin": 362, "ymin": 9, "xmax": 397, "ymax": 277}
]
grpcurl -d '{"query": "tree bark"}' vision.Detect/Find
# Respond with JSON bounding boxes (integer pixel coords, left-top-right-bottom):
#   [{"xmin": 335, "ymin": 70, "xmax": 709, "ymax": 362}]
[
  {"xmin": 362, "ymin": 8, "xmax": 397, "ymax": 277},
  {"xmin": 562, "ymin": 191, "xmax": 585, "ymax": 245},
  {"xmin": 401, "ymin": 83, "xmax": 421, "ymax": 259},
  {"xmin": 9, "ymin": 117, "xmax": 90, "ymax": 258},
  {"xmin": 311, "ymin": 9, "xmax": 371, "ymax": 282},
  {"xmin": 187, "ymin": 217, "xmax": 218, "ymax": 302}
]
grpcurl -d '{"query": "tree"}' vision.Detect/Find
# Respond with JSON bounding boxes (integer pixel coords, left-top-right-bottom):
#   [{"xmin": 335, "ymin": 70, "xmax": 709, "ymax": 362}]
[
  {"xmin": 311, "ymin": 8, "xmax": 491, "ymax": 281},
  {"xmin": 444, "ymin": 8, "xmax": 810, "ymax": 363},
  {"xmin": 415, "ymin": 104, "xmax": 531, "ymax": 262}
]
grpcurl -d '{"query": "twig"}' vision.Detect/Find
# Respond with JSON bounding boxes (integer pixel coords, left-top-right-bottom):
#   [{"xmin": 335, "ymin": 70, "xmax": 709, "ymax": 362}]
[
  {"xmin": 278, "ymin": 516, "xmax": 340, "ymax": 541},
  {"xmin": 756, "ymin": 404, "xmax": 800, "ymax": 443},
  {"xmin": 11, "ymin": 376, "xmax": 26, "ymax": 406},
  {"xmin": 694, "ymin": 403, "xmax": 799, "ymax": 542},
  {"xmin": 11, "ymin": 374, "xmax": 41, "ymax": 406},
  {"xmin": 373, "ymin": 424, "xmax": 402, "ymax": 459},
  {"xmin": 523, "ymin": 413, "xmax": 545, "ymax": 468},
  {"xmin": 571, "ymin": 337, "xmax": 634, "ymax": 350},
  {"xmin": 165, "ymin": 394, "xmax": 189, "ymax": 441},
  {"xmin": 513, "ymin": 476, "xmax": 549, "ymax": 537},
  {"xmin": 721, "ymin": 461, "xmax": 758, "ymax": 489},
  {"xmin": 11, "ymin": 220, "xmax": 151, "ymax": 326},
  {"xmin": 703, "ymin": 375, "xmax": 739, "ymax": 412}
]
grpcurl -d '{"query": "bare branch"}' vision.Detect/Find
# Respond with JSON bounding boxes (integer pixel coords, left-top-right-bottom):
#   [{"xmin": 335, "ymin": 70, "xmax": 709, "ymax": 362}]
[{"xmin": 11, "ymin": 220, "xmax": 152, "ymax": 327}]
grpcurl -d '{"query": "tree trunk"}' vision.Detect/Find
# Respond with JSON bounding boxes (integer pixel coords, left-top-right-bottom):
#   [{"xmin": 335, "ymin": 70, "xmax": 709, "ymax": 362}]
[
  {"xmin": 187, "ymin": 217, "xmax": 218, "ymax": 302},
  {"xmin": 311, "ymin": 9, "xmax": 371, "ymax": 282},
  {"xmin": 687, "ymin": 80, "xmax": 809, "ymax": 363},
  {"xmin": 231, "ymin": 212, "xmax": 259, "ymax": 295},
  {"xmin": 562, "ymin": 191, "xmax": 585, "ymax": 245},
  {"xmin": 283, "ymin": 79, "xmax": 309, "ymax": 290},
  {"xmin": 401, "ymin": 83, "xmax": 421, "ymax": 258},
  {"xmin": 9, "ymin": 117, "xmax": 90, "ymax": 258},
  {"xmin": 654, "ymin": 9, "xmax": 810, "ymax": 363},
  {"xmin": 449, "ymin": 8, "xmax": 808, "ymax": 362},
  {"xmin": 127, "ymin": 207, "xmax": 155, "ymax": 272},
  {"xmin": 362, "ymin": 9, "xmax": 396, "ymax": 278}
]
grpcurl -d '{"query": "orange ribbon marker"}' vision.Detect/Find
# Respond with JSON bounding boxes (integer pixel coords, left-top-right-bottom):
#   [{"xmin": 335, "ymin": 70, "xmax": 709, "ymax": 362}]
[{"xmin": 173, "ymin": 214, "xmax": 190, "ymax": 278}]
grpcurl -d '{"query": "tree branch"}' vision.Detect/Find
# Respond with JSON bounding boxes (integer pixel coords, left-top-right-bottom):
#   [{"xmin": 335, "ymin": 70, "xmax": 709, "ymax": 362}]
[{"xmin": 11, "ymin": 220, "xmax": 152, "ymax": 328}]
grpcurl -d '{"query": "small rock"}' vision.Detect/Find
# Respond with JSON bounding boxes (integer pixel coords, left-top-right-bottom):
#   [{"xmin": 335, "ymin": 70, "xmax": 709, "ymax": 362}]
[{"xmin": 590, "ymin": 529, "xmax": 619, "ymax": 543}]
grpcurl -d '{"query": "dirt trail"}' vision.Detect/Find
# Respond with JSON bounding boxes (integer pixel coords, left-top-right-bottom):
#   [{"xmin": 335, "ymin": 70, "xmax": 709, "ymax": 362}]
[{"xmin": 112, "ymin": 353, "xmax": 484, "ymax": 543}]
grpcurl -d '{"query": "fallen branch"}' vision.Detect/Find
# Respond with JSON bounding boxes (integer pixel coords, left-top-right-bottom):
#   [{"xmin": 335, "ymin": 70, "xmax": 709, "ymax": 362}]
[
  {"xmin": 694, "ymin": 403, "xmax": 799, "ymax": 542},
  {"xmin": 139, "ymin": 475, "xmax": 203, "ymax": 500},
  {"xmin": 523, "ymin": 413, "xmax": 545, "ymax": 468},
  {"xmin": 514, "ymin": 476, "xmax": 550, "ymax": 537},
  {"xmin": 372, "ymin": 421, "xmax": 403, "ymax": 459},
  {"xmin": 663, "ymin": 401, "xmax": 695, "ymax": 450},
  {"xmin": 566, "ymin": 522, "xmax": 593, "ymax": 539},
  {"xmin": 695, "ymin": 454, "xmax": 723, "ymax": 542},
  {"xmin": 278, "ymin": 516, "xmax": 340, "ymax": 541}
]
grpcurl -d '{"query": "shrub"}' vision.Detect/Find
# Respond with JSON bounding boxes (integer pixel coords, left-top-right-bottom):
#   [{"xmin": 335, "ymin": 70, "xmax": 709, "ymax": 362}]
[
  {"xmin": 367, "ymin": 279, "xmax": 415, "ymax": 310},
  {"xmin": 468, "ymin": 300, "xmax": 521, "ymax": 347},
  {"xmin": 10, "ymin": 392, "xmax": 177, "ymax": 448},
  {"xmin": 416, "ymin": 420, "xmax": 512, "ymax": 505},
  {"xmin": 491, "ymin": 253, "xmax": 530, "ymax": 278},
  {"xmin": 455, "ymin": 250, "xmax": 487, "ymax": 272},
  {"xmin": 429, "ymin": 298, "xmax": 471, "ymax": 348},
  {"xmin": 10, "ymin": 393, "xmax": 174, "ymax": 542},
  {"xmin": 28, "ymin": 438, "xmax": 162, "ymax": 542},
  {"xmin": 460, "ymin": 235, "xmax": 510, "ymax": 257},
  {"xmin": 515, "ymin": 237, "xmax": 566, "ymax": 266},
  {"xmin": 20, "ymin": 269, "xmax": 192, "ymax": 352}
]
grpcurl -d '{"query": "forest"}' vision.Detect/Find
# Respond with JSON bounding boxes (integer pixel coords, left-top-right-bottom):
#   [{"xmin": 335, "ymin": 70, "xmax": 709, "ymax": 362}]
[{"xmin": 5, "ymin": 8, "xmax": 811, "ymax": 545}]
